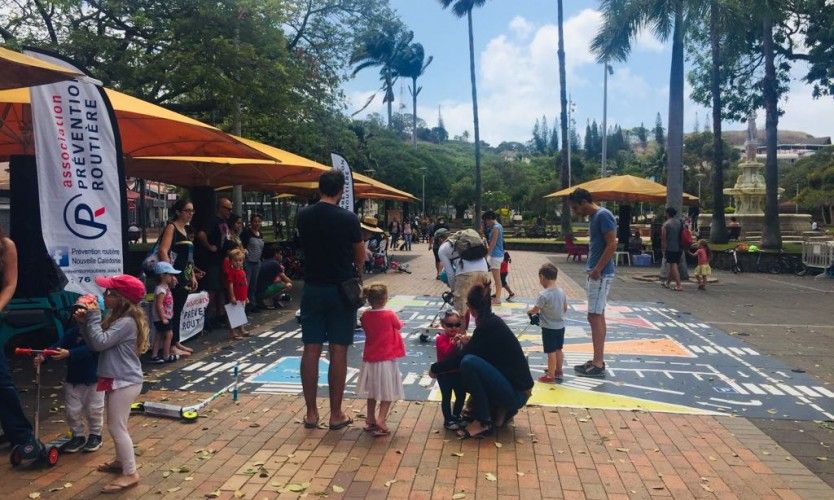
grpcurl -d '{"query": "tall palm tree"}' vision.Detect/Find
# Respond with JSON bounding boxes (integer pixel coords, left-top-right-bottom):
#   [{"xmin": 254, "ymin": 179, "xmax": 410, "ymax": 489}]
[
  {"xmin": 557, "ymin": 0, "xmax": 571, "ymax": 238},
  {"xmin": 350, "ymin": 23, "xmax": 414, "ymax": 127},
  {"xmin": 439, "ymin": 0, "xmax": 487, "ymax": 226},
  {"xmin": 708, "ymin": 0, "xmax": 728, "ymax": 243},
  {"xmin": 394, "ymin": 43, "xmax": 434, "ymax": 145},
  {"xmin": 760, "ymin": 2, "xmax": 782, "ymax": 250},
  {"xmin": 592, "ymin": 0, "xmax": 706, "ymax": 214}
]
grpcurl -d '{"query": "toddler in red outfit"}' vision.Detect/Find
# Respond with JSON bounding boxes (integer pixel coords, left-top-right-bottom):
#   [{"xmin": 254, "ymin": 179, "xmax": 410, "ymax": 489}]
[
  {"xmin": 224, "ymin": 248, "xmax": 249, "ymax": 340},
  {"xmin": 358, "ymin": 284, "xmax": 405, "ymax": 437},
  {"xmin": 435, "ymin": 309, "xmax": 467, "ymax": 430}
]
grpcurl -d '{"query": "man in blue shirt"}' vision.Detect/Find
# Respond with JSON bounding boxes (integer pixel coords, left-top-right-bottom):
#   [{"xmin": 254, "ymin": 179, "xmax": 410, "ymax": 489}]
[
  {"xmin": 567, "ymin": 188, "xmax": 617, "ymax": 378},
  {"xmin": 482, "ymin": 211, "xmax": 505, "ymax": 305}
]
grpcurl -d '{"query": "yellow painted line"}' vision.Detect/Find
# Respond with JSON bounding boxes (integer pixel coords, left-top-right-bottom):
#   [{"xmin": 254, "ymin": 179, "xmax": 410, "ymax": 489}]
[
  {"xmin": 427, "ymin": 381, "xmax": 718, "ymax": 415},
  {"xmin": 527, "ymin": 382, "xmax": 716, "ymax": 415}
]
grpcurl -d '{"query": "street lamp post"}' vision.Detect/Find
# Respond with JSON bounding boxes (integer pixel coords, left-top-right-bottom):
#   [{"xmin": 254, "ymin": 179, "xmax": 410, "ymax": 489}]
[
  {"xmin": 422, "ymin": 172, "xmax": 426, "ymax": 216},
  {"xmin": 601, "ymin": 63, "xmax": 613, "ymax": 178}
]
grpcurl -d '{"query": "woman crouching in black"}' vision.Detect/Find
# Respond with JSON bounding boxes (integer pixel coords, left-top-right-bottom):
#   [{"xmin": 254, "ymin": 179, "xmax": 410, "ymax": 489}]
[{"xmin": 429, "ymin": 279, "xmax": 534, "ymax": 439}]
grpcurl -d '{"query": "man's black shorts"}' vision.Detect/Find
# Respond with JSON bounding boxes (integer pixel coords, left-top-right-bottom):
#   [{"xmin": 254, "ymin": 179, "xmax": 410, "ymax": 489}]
[{"xmin": 664, "ymin": 250, "xmax": 682, "ymax": 264}]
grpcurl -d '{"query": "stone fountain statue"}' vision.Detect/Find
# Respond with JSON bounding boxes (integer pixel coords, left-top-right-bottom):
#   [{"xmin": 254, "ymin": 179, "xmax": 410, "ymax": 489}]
[
  {"xmin": 723, "ymin": 111, "xmax": 782, "ymax": 215},
  {"xmin": 698, "ymin": 110, "xmax": 809, "ymax": 239}
]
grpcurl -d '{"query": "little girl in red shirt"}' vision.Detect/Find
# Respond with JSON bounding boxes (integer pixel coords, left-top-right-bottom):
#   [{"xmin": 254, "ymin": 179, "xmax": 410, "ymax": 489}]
[
  {"xmin": 224, "ymin": 248, "xmax": 248, "ymax": 340},
  {"xmin": 358, "ymin": 284, "xmax": 405, "ymax": 437}
]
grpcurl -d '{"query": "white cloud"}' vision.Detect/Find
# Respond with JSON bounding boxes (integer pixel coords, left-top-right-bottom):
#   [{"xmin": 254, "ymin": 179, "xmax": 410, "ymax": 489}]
[
  {"xmin": 508, "ymin": 16, "xmax": 534, "ymax": 39},
  {"xmin": 423, "ymin": 11, "xmax": 608, "ymax": 144},
  {"xmin": 635, "ymin": 28, "xmax": 665, "ymax": 53}
]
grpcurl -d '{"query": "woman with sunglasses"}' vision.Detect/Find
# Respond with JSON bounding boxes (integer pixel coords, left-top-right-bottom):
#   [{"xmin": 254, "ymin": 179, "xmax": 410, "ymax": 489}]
[
  {"xmin": 158, "ymin": 198, "xmax": 199, "ymax": 357},
  {"xmin": 429, "ymin": 278, "xmax": 533, "ymax": 439}
]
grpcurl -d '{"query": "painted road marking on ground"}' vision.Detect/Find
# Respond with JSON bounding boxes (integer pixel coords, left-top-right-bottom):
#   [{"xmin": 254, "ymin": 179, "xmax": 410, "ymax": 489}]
[{"xmin": 156, "ymin": 297, "xmax": 833, "ymax": 420}]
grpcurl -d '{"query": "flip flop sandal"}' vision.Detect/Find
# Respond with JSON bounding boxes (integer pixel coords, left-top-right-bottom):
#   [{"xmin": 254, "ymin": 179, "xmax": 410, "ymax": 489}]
[
  {"xmin": 363, "ymin": 423, "xmax": 378, "ymax": 432},
  {"xmin": 101, "ymin": 481, "xmax": 138, "ymax": 494},
  {"xmin": 371, "ymin": 427, "xmax": 390, "ymax": 437},
  {"xmin": 97, "ymin": 462, "xmax": 123, "ymax": 473},
  {"xmin": 302, "ymin": 419, "xmax": 319, "ymax": 429},
  {"xmin": 328, "ymin": 418, "xmax": 353, "ymax": 430}
]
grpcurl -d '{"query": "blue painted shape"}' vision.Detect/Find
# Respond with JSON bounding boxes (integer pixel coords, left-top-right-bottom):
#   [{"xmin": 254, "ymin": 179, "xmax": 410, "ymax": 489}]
[{"xmin": 251, "ymin": 356, "xmax": 329, "ymax": 385}]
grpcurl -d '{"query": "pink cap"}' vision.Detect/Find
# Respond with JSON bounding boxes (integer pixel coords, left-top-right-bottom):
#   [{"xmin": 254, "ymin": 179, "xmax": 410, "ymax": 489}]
[{"xmin": 94, "ymin": 275, "xmax": 146, "ymax": 304}]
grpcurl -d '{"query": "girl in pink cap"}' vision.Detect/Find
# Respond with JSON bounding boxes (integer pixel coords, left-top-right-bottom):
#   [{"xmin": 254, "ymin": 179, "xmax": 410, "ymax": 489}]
[{"xmin": 74, "ymin": 274, "xmax": 148, "ymax": 494}]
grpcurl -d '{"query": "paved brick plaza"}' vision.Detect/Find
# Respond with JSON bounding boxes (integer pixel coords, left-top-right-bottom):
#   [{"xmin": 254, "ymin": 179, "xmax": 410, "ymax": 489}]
[{"xmin": 4, "ymin": 250, "xmax": 832, "ymax": 499}]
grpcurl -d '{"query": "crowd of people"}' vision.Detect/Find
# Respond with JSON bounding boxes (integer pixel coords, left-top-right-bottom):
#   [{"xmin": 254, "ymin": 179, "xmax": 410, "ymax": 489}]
[{"xmin": 0, "ymin": 172, "xmax": 625, "ymax": 493}]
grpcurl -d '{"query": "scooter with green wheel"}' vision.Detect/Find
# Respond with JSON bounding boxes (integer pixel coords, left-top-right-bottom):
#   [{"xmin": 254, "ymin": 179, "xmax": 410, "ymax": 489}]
[
  {"xmin": 131, "ymin": 362, "xmax": 240, "ymax": 422},
  {"xmin": 9, "ymin": 348, "xmax": 73, "ymax": 467}
]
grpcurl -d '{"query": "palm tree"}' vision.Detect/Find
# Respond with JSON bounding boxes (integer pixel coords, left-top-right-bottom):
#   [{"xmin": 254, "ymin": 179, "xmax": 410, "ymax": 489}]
[
  {"xmin": 760, "ymin": 3, "xmax": 782, "ymax": 250},
  {"xmin": 350, "ymin": 23, "xmax": 414, "ymax": 127},
  {"xmin": 557, "ymin": 0, "xmax": 571, "ymax": 238},
  {"xmin": 439, "ymin": 0, "xmax": 487, "ymax": 226},
  {"xmin": 592, "ymin": 0, "xmax": 706, "ymax": 214},
  {"xmin": 394, "ymin": 43, "xmax": 434, "ymax": 145},
  {"xmin": 708, "ymin": 0, "xmax": 728, "ymax": 243}
]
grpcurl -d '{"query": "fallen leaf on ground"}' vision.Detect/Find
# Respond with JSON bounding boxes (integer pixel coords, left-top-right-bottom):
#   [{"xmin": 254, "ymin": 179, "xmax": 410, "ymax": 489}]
[
  {"xmin": 205, "ymin": 490, "xmax": 220, "ymax": 498},
  {"xmin": 332, "ymin": 485, "xmax": 345, "ymax": 493},
  {"xmin": 452, "ymin": 493, "xmax": 466, "ymax": 499},
  {"xmin": 249, "ymin": 423, "xmax": 260, "ymax": 428},
  {"xmin": 162, "ymin": 471, "xmax": 171, "ymax": 478},
  {"xmin": 494, "ymin": 442, "xmax": 503, "ymax": 448},
  {"xmin": 701, "ymin": 484, "xmax": 714, "ymax": 493},
  {"xmin": 185, "ymin": 477, "xmax": 194, "ymax": 481},
  {"xmin": 485, "ymin": 473, "xmax": 497, "ymax": 482},
  {"xmin": 452, "ymin": 452, "xmax": 464, "ymax": 457},
  {"xmin": 287, "ymin": 484, "xmax": 307, "ymax": 492},
  {"xmin": 516, "ymin": 471, "xmax": 525, "ymax": 476},
  {"xmin": 616, "ymin": 448, "xmax": 629, "ymax": 453},
  {"xmin": 384, "ymin": 479, "xmax": 397, "ymax": 487},
  {"xmin": 63, "ymin": 483, "xmax": 72, "ymax": 488},
  {"xmin": 167, "ymin": 487, "xmax": 181, "ymax": 493},
  {"xmin": 48, "ymin": 488, "xmax": 63, "ymax": 493},
  {"xmin": 233, "ymin": 490, "xmax": 245, "ymax": 498},
  {"xmin": 817, "ymin": 457, "xmax": 829, "ymax": 461},
  {"xmin": 28, "ymin": 493, "xmax": 40, "ymax": 499}
]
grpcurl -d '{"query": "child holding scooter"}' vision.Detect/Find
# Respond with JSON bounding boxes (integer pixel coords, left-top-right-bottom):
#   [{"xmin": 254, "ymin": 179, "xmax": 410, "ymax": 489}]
[
  {"xmin": 34, "ymin": 323, "xmax": 104, "ymax": 454},
  {"xmin": 74, "ymin": 274, "xmax": 148, "ymax": 494}
]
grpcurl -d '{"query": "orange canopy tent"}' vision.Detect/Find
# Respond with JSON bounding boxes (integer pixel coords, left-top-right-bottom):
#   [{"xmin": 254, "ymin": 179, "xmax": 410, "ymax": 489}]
[
  {"xmin": 0, "ymin": 47, "xmax": 84, "ymax": 90},
  {"xmin": 0, "ymin": 87, "xmax": 271, "ymax": 161},
  {"xmin": 545, "ymin": 175, "xmax": 699, "ymax": 205}
]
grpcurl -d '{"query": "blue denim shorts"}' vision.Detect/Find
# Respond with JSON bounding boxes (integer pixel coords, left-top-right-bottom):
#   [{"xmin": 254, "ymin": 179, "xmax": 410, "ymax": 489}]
[
  {"xmin": 586, "ymin": 275, "xmax": 614, "ymax": 315},
  {"xmin": 300, "ymin": 284, "xmax": 357, "ymax": 345}
]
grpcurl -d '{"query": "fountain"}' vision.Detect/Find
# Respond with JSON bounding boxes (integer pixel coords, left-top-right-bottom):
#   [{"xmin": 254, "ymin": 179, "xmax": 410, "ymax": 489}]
[{"xmin": 698, "ymin": 112, "xmax": 810, "ymax": 239}]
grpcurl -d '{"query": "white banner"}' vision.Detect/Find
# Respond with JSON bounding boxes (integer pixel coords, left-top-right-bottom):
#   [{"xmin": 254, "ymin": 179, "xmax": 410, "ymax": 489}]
[
  {"xmin": 27, "ymin": 50, "xmax": 125, "ymax": 295},
  {"xmin": 179, "ymin": 291, "xmax": 209, "ymax": 342},
  {"xmin": 330, "ymin": 153, "xmax": 355, "ymax": 213}
]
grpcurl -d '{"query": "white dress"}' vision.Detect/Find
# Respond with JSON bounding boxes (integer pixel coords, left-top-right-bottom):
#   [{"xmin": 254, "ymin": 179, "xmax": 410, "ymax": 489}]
[{"xmin": 356, "ymin": 360, "xmax": 405, "ymax": 401}]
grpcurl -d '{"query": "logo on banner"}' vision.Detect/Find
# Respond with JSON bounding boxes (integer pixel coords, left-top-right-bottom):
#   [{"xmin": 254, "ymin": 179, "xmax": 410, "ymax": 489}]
[
  {"xmin": 49, "ymin": 246, "xmax": 70, "ymax": 267},
  {"xmin": 63, "ymin": 194, "xmax": 107, "ymax": 239}
]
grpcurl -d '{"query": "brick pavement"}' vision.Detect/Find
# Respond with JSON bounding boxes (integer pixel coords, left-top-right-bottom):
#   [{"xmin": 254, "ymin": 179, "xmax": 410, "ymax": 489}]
[{"xmin": 4, "ymin": 250, "xmax": 833, "ymax": 499}]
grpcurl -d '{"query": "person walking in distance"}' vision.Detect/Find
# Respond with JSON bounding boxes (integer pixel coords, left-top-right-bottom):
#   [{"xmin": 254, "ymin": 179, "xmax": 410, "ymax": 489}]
[
  {"xmin": 297, "ymin": 170, "xmax": 365, "ymax": 430},
  {"xmin": 567, "ymin": 188, "xmax": 617, "ymax": 378},
  {"xmin": 482, "ymin": 211, "xmax": 506, "ymax": 306},
  {"xmin": 661, "ymin": 206, "xmax": 684, "ymax": 291}
]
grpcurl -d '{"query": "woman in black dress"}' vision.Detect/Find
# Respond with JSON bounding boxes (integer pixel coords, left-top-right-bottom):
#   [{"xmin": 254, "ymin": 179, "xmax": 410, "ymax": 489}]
[{"xmin": 158, "ymin": 198, "xmax": 199, "ymax": 357}]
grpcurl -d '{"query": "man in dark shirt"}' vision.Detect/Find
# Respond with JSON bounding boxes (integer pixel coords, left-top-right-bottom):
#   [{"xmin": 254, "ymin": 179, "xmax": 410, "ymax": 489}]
[
  {"xmin": 196, "ymin": 197, "xmax": 231, "ymax": 327},
  {"xmin": 296, "ymin": 170, "xmax": 364, "ymax": 430}
]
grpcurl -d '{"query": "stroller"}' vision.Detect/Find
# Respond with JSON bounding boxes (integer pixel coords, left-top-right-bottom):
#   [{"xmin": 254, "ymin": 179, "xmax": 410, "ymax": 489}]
[{"xmin": 366, "ymin": 236, "xmax": 390, "ymax": 274}]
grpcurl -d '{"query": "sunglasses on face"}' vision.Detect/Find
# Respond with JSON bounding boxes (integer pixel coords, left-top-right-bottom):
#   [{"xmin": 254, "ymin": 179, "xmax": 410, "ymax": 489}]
[{"xmin": 442, "ymin": 322, "xmax": 462, "ymax": 328}]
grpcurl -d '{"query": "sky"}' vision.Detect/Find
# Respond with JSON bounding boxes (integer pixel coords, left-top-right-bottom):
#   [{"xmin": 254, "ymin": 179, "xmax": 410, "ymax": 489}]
[{"xmin": 343, "ymin": 0, "xmax": 834, "ymax": 146}]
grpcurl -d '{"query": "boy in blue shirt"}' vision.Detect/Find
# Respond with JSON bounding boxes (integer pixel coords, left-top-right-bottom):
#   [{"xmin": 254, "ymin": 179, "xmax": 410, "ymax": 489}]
[{"xmin": 35, "ymin": 325, "xmax": 104, "ymax": 453}]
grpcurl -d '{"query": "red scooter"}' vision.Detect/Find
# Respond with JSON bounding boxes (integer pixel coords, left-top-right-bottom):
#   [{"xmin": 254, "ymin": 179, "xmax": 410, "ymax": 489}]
[{"xmin": 9, "ymin": 348, "xmax": 72, "ymax": 467}]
